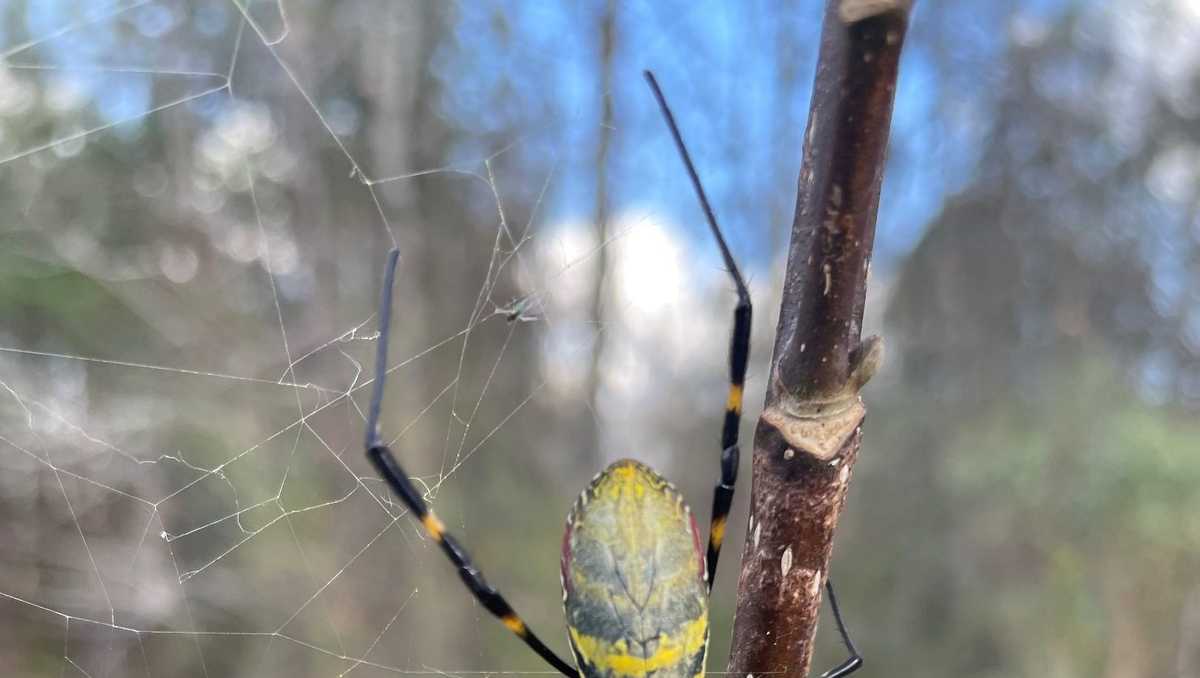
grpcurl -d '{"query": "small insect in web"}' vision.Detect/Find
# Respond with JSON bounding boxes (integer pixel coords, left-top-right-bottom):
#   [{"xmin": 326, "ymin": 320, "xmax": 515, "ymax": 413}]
[
  {"xmin": 363, "ymin": 71, "xmax": 862, "ymax": 678},
  {"xmin": 492, "ymin": 294, "xmax": 542, "ymax": 323}
]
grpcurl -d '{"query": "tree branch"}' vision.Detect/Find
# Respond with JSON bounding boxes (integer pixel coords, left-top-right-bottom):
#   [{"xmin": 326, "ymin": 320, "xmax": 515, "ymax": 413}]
[{"xmin": 727, "ymin": 2, "xmax": 912, "ymax": 676}]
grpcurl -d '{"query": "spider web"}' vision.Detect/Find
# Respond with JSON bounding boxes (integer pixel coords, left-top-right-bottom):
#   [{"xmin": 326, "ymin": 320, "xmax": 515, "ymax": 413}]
[{"xmin": 0, "ymin": 2, "xmax": 778, "ymax": 677}]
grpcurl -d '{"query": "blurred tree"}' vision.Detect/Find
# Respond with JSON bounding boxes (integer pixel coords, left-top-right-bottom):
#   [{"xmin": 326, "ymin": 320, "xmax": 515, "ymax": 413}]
[
  {"xmin": 5, "ymin": 2, "xmax": 1200, "ymax": 677},
  {"xmin": 891, "ymin": 3, "xmax": 1200, "ymax": 406},
  {"xmin": 585, "ymin": 0, "xmax": 616, "ymax": 469},
  {"xmin": 835, "ymin": 4, "xmax": 1200, "ymax": 678}
]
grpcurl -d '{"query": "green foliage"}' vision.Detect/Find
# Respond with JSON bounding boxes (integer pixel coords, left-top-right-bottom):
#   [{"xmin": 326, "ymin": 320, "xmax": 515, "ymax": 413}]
[
  {"xmin": 948, "ymin": 358, "xmax": 1200, "ymax": 556},
  {"xmin": 846, "ymin": 355, "xmax": 1200, "ymax": 678},
  {"xmin": 941, "ymin": 357, "xmax": 1199, "ymax": 668},
  {"xmin": 0, "ymin": 248, "xmax": 157, "ymax": 352}
]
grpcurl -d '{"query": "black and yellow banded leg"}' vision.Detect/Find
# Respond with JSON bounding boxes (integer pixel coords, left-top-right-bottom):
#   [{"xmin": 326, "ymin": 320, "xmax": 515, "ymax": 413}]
[
  {"xmin": 647, "ymin": 71, "xmax": 863, "ymax": 673},
  {"xmin": 366, "ymin": 445, "xmax": 579, "ymax": 678},
  {"xmin": 647, "ymin": 71, "xmax": 862, "ymax": 669},
  {"xmin": 365, "ymin": 249, "xmax": 580, "ymax": 678},
  {"xmin": 706, "ymin": 298, "xmax": 750, "ymax": 589},
  {"xmin": 706, "ymin": 444, "xmax": 736, "ymax": 590},
  {"xmin": 644, "ymin": 71, "xmax": 753, "ymax": 592}
]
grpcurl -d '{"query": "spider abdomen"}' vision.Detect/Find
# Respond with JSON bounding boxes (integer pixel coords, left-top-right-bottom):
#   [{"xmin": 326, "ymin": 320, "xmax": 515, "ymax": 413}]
[{"xmin": 561, "ymin": 459, "xmax": 709, "ymax": 678}]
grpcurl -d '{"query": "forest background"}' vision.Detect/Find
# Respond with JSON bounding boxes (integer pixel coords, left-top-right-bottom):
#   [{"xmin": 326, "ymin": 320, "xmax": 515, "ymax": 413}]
[{"xmin": 1, "ymin": 2, "xmax": 1199, "ymax": 677}]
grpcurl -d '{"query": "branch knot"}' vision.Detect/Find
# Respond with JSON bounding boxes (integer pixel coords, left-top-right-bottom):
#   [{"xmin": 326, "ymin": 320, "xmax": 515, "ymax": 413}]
[{"xmin": 760, "ymin": 335, "xmax": 883, "ymax": 461}]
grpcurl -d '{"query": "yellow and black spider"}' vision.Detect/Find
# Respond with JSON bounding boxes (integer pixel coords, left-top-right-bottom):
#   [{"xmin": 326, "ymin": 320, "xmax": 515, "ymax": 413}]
[{"xmin": 364, "ymin": 72, "xmax": 861, "ymax": 678}]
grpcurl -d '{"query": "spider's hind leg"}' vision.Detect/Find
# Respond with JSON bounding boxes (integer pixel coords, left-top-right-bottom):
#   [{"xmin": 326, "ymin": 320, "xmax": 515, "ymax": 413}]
[{"xmin": 819, "ymin": 578, "xmax": 863, "ymax": 678}]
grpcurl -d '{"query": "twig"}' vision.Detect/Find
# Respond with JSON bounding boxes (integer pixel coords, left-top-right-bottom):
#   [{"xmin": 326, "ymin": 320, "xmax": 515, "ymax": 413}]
[{"xmin": 726, "ymin": 2, "xmax": 913, "ymax": 676}]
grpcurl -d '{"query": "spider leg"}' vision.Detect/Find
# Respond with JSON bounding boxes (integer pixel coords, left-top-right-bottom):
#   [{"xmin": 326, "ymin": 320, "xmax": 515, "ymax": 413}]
[
  {"xmin": 646, "ymin": 72, "xmax": 864, "ymax": 675},
  {"xmin": 819, "ymin": 578, "xmax": 863, "ymax": 678},
  {"xmin": 645, "ymin": 71, "xmax": 752, "ymax": 592},
  {"xmin": 365, "ymin": 249, "xmax": 580, "ymax": 678}
]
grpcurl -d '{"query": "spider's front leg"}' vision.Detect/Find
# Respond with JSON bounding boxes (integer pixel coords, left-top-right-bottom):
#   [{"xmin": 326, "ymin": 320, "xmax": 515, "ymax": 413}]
[
  {"xmin": 365, "ymin": 248, "xmax": 580, "ymax": 678},
  {"xmin": 644, "ymin": 71, "xmax": 751, "ymax": 591},
  {"xmin": 646, "ymin": 71, "xmax": 863, "ymax": 678}
]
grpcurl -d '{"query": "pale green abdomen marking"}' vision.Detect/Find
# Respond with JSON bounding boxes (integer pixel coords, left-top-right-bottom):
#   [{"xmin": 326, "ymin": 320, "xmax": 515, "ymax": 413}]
[{"xmin": 561, "ymin": 460, "xmax": 709, "ymax": 678}]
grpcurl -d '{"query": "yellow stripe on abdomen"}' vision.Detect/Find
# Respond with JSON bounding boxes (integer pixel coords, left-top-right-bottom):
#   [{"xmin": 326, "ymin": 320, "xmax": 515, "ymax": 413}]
[{"xmin": 568, "ymin": 617, "xmax": 707, "ymax": 678}]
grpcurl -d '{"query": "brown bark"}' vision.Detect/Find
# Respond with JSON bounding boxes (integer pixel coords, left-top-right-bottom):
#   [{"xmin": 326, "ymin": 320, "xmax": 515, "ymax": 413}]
[{"xmin": 727, "ymin": 2, "xmax": 913, "ymax": 676}]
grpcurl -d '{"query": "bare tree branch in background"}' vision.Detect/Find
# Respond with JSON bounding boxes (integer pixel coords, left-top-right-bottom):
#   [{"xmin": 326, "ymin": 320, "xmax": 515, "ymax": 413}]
[
  {"xmin": 585, "ymin": 0, "xmax": 617, "ymax": 468},
  {"xmin": 727, "ymin": 2, "xmax": 913, "ymax": 675}
]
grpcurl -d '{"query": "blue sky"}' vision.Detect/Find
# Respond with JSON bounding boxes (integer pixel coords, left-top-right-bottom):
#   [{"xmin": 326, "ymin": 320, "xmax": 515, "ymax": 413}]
[{"xmin": 5, "ymin": 0, "xmax": 1083, "ymax": 278}]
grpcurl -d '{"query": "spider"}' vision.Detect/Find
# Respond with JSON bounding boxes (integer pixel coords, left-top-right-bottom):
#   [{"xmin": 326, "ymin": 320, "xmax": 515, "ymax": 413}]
[{"xmin": 364, "ymin": 71, "xmax": 862, "ymax": 678}]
